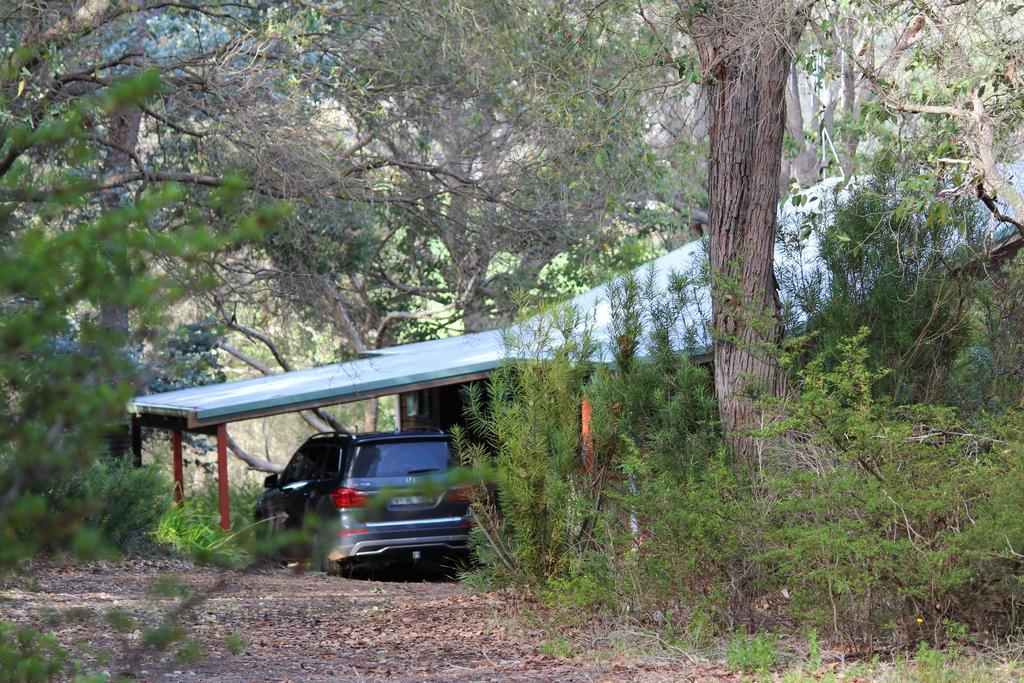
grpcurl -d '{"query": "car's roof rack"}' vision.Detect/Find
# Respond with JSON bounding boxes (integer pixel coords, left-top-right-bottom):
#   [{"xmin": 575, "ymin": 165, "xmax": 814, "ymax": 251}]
[
  {"xmin": 308, "ymin": 430, "xmax": 354, "ymax": 439},
  {"xmin": 346, "ymin": 428, "xmax": 448, "ymax": 440}
]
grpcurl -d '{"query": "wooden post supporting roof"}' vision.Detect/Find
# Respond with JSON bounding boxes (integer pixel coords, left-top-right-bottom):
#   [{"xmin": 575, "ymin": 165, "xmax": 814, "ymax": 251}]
[
  {"xmin": 171, "ymin": 430, "xmax": 184, "ymax": 505},
  {"xmin": 216, "ymin": 424, "xmax": 230, "ymax": 531}
]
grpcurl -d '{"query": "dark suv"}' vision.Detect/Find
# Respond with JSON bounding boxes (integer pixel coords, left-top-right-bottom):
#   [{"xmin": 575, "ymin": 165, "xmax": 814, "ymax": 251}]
[{"xmin": 254, "ymin": 430, "xmax": 472, "ymax": 574}]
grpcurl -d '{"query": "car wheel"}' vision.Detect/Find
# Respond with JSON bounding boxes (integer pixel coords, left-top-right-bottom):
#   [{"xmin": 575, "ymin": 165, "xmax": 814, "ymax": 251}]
[
  {"xmin": 324, "ymin": 558, "xmax": 355, "ymax": 578},
  {"xmin": 313, "ymin": 524, "xmax": 346, "ymax": 575}
]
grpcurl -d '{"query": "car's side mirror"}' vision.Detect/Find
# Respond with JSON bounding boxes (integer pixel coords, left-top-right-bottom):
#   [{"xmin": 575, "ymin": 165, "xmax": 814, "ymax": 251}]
[{"xmin": 264, "ymin": 473, "xmax": 279, "ymax": 489}]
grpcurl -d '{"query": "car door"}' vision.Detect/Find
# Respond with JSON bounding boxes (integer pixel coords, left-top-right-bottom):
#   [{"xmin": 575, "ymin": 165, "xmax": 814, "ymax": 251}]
[
  {"xmin": 278, "ymin": 442, "xmax": 343, "ymax": 530},
  {"xmin": 275, "ymin": 447, "xmax": 315, "ymax": 530}
]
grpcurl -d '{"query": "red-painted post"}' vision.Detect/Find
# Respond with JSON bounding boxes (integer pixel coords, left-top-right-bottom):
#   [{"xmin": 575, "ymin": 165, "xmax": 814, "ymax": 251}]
[
  {"xmin": 216, "ymin": 423, "xmax": 230, "ymax": 531},
  {"xmin": 581, "ymin": 398, "xmax": 594, "ymax": 475},
  {"xmin": 172, "ymin": 430, "xmax": 184, "ymax": 505}
]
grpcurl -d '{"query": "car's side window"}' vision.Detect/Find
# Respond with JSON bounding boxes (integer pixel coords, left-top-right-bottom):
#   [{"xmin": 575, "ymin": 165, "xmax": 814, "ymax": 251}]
[
  {"xmin": 280, "ymin": 443, "xmax": 344, "ymax": 485},
  {"xmin": 280, "ymin": 448, "xmax": 314, "ymax": 485},
  {"xmin": 309, "ymin": 445, "xmax": 342, "ymax": 479}
]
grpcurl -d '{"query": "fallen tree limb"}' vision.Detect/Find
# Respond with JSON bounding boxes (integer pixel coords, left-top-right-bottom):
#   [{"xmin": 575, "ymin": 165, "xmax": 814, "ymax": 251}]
[{"xmin": 226, "ymin": 430, "xmax": 284, "ymax": 473}]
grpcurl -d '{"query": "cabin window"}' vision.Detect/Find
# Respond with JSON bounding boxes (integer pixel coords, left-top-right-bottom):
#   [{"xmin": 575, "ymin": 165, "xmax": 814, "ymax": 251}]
[{"xmin": 404, "ymin": 389, "xmax": 431, "ymax": 417}]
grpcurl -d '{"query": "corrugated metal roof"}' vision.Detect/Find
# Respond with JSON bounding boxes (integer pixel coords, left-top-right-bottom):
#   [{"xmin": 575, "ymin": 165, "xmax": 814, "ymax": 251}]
[
  {"xmin": 130, "ymin": 236, "xmax": 720, "ymax": 427},
  {"xmin": 129, "ymin": 330, "xmax": 505, "ymax": 427}
]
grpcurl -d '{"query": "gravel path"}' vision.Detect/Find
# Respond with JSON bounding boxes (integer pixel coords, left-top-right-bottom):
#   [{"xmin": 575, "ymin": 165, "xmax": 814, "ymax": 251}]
[{"xmin": 0, "ymin": 560, "xmax": 735, "ymax": 681}]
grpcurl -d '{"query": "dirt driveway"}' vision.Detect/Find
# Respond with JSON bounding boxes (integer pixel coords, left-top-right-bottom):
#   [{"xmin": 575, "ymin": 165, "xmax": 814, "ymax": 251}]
[{"xmin": 0, "ymin": 560, "xmax": 734, "ymax": 681}]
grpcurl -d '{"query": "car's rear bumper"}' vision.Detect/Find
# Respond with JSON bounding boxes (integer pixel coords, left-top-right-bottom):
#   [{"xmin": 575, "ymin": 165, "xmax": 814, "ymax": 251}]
[
  {"xmin": 327, "ymin": 518, "xmax": 471, "ymax": 560},
  {"xmin": 328, "ymin": 534, "xmax": 468, "ymax": 560}
]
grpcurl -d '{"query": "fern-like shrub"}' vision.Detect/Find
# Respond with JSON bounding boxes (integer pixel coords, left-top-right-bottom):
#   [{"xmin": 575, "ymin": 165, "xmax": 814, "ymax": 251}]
[{"xmin": 456, "ymin": 305, "xmax": 599, "ymax": 583}]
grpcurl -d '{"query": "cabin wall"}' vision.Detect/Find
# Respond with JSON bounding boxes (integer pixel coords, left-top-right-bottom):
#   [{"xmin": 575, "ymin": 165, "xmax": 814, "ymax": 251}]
[{"xmin": 398, "ymin": 381, "xmax": 482, "ymax": 432}]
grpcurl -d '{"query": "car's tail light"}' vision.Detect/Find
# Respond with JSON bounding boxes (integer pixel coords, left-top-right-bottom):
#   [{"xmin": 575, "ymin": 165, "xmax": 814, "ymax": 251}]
[
  {"xmin": 331, "ymin": 487, "xmax": 369, "ymax": 509},
  {"xmin": 449, "ymin": 486, "xmax": 471, "ymax": 502}
]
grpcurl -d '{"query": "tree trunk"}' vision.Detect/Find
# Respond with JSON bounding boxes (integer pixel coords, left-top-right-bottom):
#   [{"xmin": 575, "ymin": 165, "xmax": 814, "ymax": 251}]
[
  {"xmin": 695, "ymin": 24, "xmax": 797, "ymax": 472},
  {"xmin": 784, "ymin": 67, "xmax": 820, "ymax": 186},
  {"xmin": 841, "ymin": 17, "xmax": 860, "ymax": 175},
  {"xmin": 100, "ymin": 109, "xmax": 142, "ymax": 459},
  {"xmin": 98, "ymin": 5, "xmax": 147, "ymax": 339},
  {"xmin": 362, "ymin": 399, "xmax": 378, "ymax": 433}
]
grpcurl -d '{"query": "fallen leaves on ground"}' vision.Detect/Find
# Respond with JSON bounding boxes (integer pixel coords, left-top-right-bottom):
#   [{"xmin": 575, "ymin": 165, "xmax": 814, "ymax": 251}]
[{"xmin": 0, "ymin": 560, "xmax": 734, "ymax": 681}]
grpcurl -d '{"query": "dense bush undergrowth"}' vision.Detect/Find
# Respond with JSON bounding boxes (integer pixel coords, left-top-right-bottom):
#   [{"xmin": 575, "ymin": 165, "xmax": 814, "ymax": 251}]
[
  {"xmin": 0, "ymin": 460, "xmax": 172, "ymax": 562},
  {"xmin": 1, "ymin": 456, "xmax": 267, "ymax": 564},
  {"xmin": 459, "ymin": 170, "xmax": 1024, "ymax": 652}
]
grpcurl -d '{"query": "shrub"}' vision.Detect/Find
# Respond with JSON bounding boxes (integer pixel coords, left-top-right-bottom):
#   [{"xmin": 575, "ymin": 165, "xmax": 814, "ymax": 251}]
[
  {"xmin": 951, "ymin": 255, "xmax": 1024, "ymax": 412},
  {"xmin": 457, "ymin": 304, "xmax": 599, "ymax": 584},
  {"xmin": 3, "ymin": 459, "xmax": 172, "ymax": 558},
  {"xmin": 460, "ymin": 269, "xmax": 742, "ymax": 625},
  {"xmin": 725, "ymin": 627, "xmax": 778, "ymax": 673},
  {"xmin": 156, "ymin": 503, "xmax": 230, "ymax": 558},
  {"xmin": 580, "ymin": 270, "xmax": 740, "ymax": 624},
  {"xmin": 0, "ymin": 623, "xmax": 69, "ymax": 683},
  {"xmin": 755, "ymin": 332, "xmax": 1024, "ymax": 647},
  {"xmin": 155, "ymin": 480, "xmax": 266, "ymax": 564},
  {"xmin": 460, "ymin": 208, "xmax": 1024, "ymax": 654},
  {"xmin": 781, "ymin": 159, "xmax": 984, "ymax": 404}
]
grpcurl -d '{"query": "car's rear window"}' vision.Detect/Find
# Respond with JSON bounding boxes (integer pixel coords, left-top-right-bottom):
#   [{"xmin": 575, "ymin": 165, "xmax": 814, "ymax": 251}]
[{"xmin": 346, "ymin": 440, "xmax": 451, "ymax": 479}]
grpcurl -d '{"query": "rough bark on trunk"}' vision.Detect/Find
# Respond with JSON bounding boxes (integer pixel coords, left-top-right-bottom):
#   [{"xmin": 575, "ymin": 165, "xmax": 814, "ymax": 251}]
[
  {"xmin": 841, "ymin": 17, "xmax": 860, "ymax": 175},
  {"xmin": 694, "ymin": 17, "xmax": 799, "ymax": 472},
  {"xmin": 362, "ymin": 399, "xmax": 378, "ymax": 433}
]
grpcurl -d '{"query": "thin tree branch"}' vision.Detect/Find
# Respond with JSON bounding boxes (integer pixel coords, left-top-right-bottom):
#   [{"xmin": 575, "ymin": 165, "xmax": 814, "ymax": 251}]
[
  {"xmin": 374, "ymin": 304, "xmax": 457, "ymax": 343},
  {"xmin": 218, "ymin": 342, "xmax": 273, "ymax": 375}
]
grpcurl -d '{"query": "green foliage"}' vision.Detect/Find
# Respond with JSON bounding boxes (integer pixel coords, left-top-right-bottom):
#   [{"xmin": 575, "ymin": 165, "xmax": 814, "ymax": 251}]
[
  {"xmin": 145, "ymin": 320, "xmax": 228, "ymax": 395},
  {"xmin": 561, "ymin": 270, "xmax": 737, "ymax": 624},
  {"xmin": 755, "ymin": 333, "xmax": 1024, "ymax": 646},
  {"xmin": 155, "ymin": 480, "xmax": 265, "ymax": 565},
  {"xmin": 725, "ymin": 627, "xmax": 778, "ymax": 673},
  {"xmin": 539, "ymin": 636, "xmax": 575, "ymax": 658},
  {"xmin": 913, "ymin": 642, "xmax": 952, "ymax": 682},
  {"xmin": 0, "ymin": 623, "xmax": 68, "ymax": 683},
  {"xmin": 0, "ymin": 67, "xmax": 283, "ymax": 678},
  {"xmin": 460, "ymin": 268, "xmax": 739, "ymax": 626},
  {"xmin": 469, "ymin": 251, "xmax": 1024, "ymax": 653},
  {"xmin": 47, "ymin": 461, "xmax": 170, "ymax": 556},
  {"xmin": 0, "ymin": 69, "xmax": 282, "ymax": 574},
  {"xmin": 156, "ymin": 503, "xmax": 231, "ymax": 558},
  {"xmin": 175, "ymin": 639, "xmax": 205, "ymax": 664},
  {"xmin": 796, "ymin": 159, "xmax": 983, "ymax": 403},
  {"xmin": 951, "ymin": 255, "xmax": 1024, "ymax": 411},
  {"xmin": 457, "ymin": 304, "xmax": 598, "ymax": 583},
  {"xmin": 0, "ymin": 459, "xmax": 170, "ymax": 564},
  {"xmin": 541, "ymin": 555, "xmax": 619, "ymax": 615},
  {"xmin": 225, "ymin": 635, "xmax": 246, "ymax": 655},
  {"xmin": 806, "ymin": 628, "xmax": 822, "ymax": 670}
]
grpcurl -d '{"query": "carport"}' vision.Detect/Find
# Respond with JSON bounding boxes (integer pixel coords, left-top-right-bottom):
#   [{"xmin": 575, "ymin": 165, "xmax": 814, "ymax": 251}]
[{"xmin": 128, "ymin": 330, "xmax": 505, "ymax": 530}]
